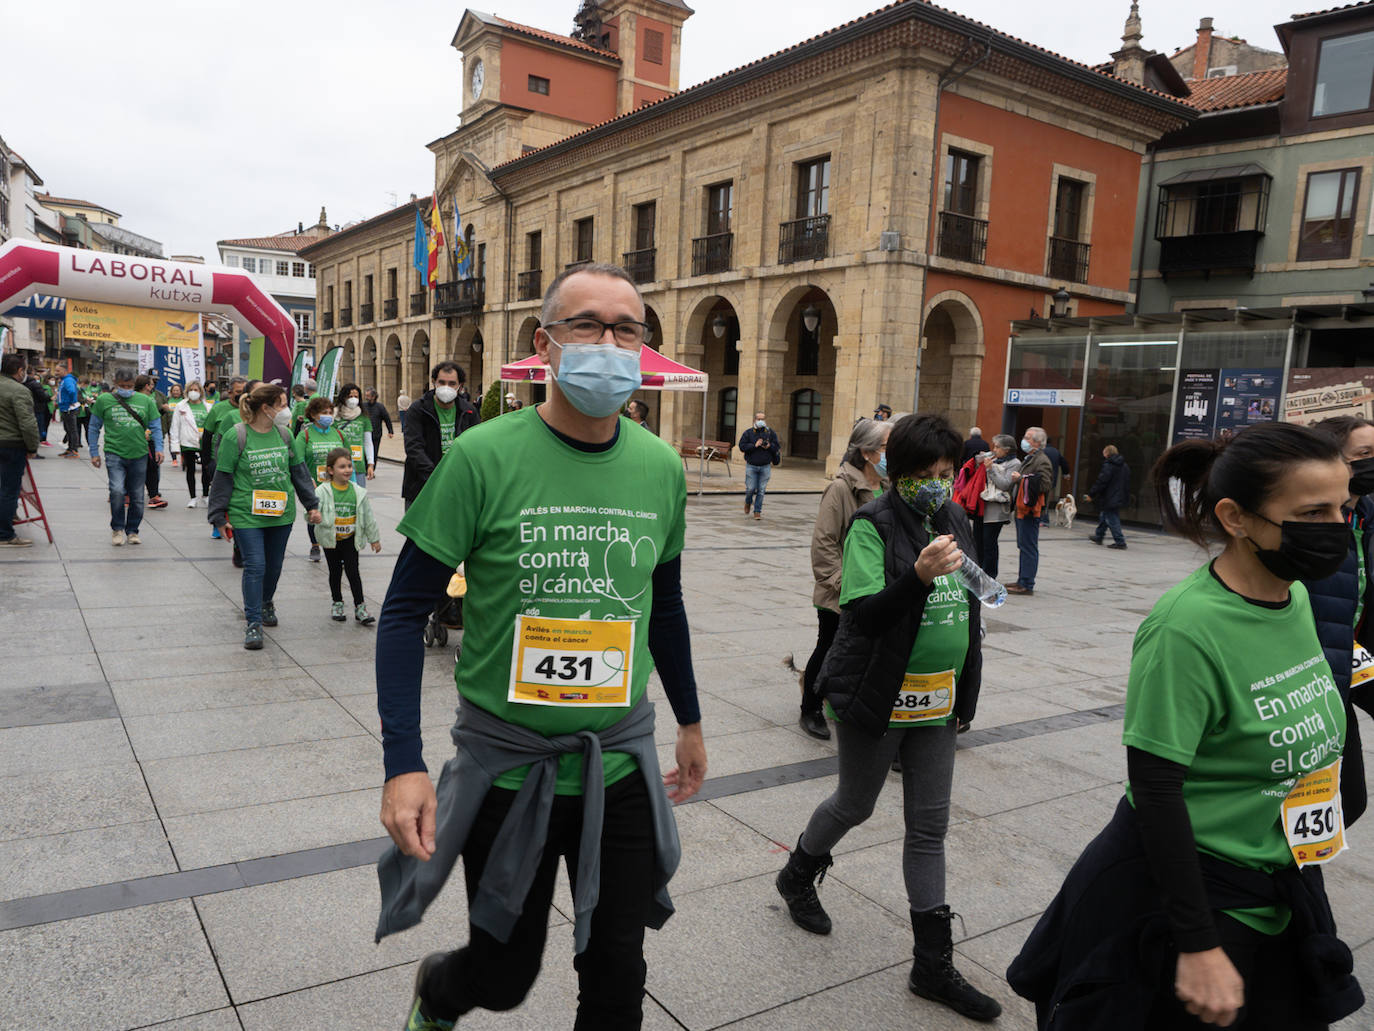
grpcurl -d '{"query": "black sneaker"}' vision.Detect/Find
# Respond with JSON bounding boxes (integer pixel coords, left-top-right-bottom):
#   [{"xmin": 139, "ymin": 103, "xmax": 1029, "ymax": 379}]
[
  {"xmin": 244, "ymin": 622, "xmax": 264, "ymax": 650},
  {"xmin": 798, "ymin": 710, "xmax": 831, "ymax": 740},
  {"xmin": 262, "ymin": 601, "xmax": 278, "ymax": 627},
  {"xmin": 1108, "ymin": 542, "xmax": 1128, "ymax": 550},
  {"xmin": 404, "ymin": 951, "xmax": 455, "ymax": 1030},
  {"xmin": 1089, "ymin": 536, "xmax": 1104, "ymax": 545},
  {"xmin": 309, "ymin": 544, "xmax": 321, "ymax": 562}
]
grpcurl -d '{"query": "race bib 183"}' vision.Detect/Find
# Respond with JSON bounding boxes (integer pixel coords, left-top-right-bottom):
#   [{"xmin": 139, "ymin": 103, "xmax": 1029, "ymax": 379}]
[
  {"xmin": 250, "ymin": 489, "xmax": 288, "ymax": 517},
  {"xmin": 508, "ymin": 614, "xmax": 633, "ymax": 707}
]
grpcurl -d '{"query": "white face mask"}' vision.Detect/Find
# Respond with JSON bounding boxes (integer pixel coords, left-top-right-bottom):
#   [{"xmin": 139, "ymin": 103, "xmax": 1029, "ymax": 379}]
[
  {"xmin": 345, "ymin": 397, "xmax": 360, "ymax": 409},
  {"xmin": 187, "ymin": 391, "xmax": 200, "ymax": 401},
  {"xmin": 273, "ymin": 406, "xmax": 291, "ymax": 428},
  {"xmin": 755, "ymin": 420, "xmax": 766, "ymax": 429},
  {"xmin": 435, "ymin": 385, "xmax": 458, "ymax": 404}
]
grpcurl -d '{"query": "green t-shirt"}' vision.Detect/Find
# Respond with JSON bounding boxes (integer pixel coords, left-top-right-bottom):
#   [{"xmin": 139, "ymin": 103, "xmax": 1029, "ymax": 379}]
[
  {"xmin": 91, "ymin": 391, "xmax": 159, "ymax": 460},
  {"xmin": 215, "ymin": 424, "xmax": 304, "ymax": 528},
  {"xmin": 1124, "ymin": 563, "xmax": 1346, "ymax": 934},
  {"xmin": 330, "ymin": 481, "xmax": 357, "ymax": 537},
  {"xmin": 832, "ymin": 518, "xmax": 968, "ymax": 728},
  {"xmin": 203, "ymin": 398, "xmax": 242, "ymax": 450},
  {"xmin": 397, "ymin": 407, "xmax": 688, "ymax": 794},
  {"xmin": 296, "ymin": 423, "xmax": 351, "ymax": 483},
  {"xmin": 437, "ymin": 403, "xmax": 457, "ymax": 454},
  {"xmin": 336, "ymin": 410, "xmax": 373, "ymax": 465}
]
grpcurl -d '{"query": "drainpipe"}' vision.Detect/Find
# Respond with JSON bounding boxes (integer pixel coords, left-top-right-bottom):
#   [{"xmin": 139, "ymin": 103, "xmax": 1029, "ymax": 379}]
[
  {"xmin": 1130, "ymin": 143, "xmax": 1157, "ymax": 314},
  {"xmin": 913, "ymin": 36, "xmax": 992, "ymax": 413}
]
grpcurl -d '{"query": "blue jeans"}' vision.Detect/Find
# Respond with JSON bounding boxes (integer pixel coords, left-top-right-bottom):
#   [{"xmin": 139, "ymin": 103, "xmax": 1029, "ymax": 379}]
[
  {"xmin": 1015, "ymin": 514, "xmax": 1041, "ymax": 590},
  {"xmin": 234, "ymin": 524, "xmax": 293, "ymax": 625},
  {"xmin": 1093, "ymin": 507, "xmax": 1125, "ymax": 545},
  {"xmin": 744, "ymin": 463, "xmax": 773, "ymax": 513},
  {"xmin": 0, "ymin": 446, "xmax": 26, "ymax": 540},
  {"xmin": 105, "ymin": 453, "xmax": 148, "ymax": 533}
]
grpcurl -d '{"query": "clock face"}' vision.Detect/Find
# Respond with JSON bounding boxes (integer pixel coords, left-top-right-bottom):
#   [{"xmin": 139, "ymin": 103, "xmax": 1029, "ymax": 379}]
[{"xmin": 471, "ymin": 59, "xmax": 485, "ymax": 101}]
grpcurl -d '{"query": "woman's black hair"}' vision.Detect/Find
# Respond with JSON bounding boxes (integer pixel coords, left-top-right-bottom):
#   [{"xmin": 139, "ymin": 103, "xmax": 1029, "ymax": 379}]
[
  {"xmin": 335, "ymin": 381, "xmax": 363, "ymax": 407},
  {"xmin": 1152, "ymin": 421, "xmax": 1344, "ymax": 547},
  {"xmin": 886, "ymin": 413, "xmax": 963, "ymax": 482},
  {"xmin": 1311, "ymin": 415, "xmax": 1374, "ymax": 449}
]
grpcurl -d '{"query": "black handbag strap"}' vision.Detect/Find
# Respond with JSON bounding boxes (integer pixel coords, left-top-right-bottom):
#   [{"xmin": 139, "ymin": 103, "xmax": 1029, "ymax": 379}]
[{"xmin": 113, "ymin": 393, "xmax": 149, "ymax": 430}]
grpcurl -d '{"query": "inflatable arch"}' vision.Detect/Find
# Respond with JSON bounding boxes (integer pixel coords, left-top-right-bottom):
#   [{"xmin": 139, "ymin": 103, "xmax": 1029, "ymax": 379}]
[{"xmin": 0, "ymin": 239, "xmax": 296, "ymax": 382}]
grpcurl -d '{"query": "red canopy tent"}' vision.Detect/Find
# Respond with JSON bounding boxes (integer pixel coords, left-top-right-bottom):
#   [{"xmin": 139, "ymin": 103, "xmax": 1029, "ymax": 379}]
[{"xmin": 500, "ymin": 346, "xmax": 712, "ymax": 491}]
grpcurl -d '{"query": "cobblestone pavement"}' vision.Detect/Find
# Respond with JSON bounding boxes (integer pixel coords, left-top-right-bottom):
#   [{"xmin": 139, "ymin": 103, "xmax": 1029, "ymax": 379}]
[{"xmin": 2, "ymin": 454, "xmax": 1370, "ymax": 1030}]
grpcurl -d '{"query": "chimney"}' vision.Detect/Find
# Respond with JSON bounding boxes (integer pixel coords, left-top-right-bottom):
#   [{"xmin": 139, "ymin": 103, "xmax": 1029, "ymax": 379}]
[
  {"xmin": 1111, "ymin": 2, "xmax": 1148, "ymax": 86},
  {"xmin": 1192, "ymin": 17, "xmax": 1214, "ymax": 80},
  {"xmin": 297, "ymin": 221, "xmax": 304, "ymax": 234}
]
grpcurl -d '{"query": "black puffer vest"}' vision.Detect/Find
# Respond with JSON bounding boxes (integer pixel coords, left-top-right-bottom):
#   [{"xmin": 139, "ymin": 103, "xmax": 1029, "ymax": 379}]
[{"xmin": 817, "ymin": 491, "xmax": 983, "ymax": 738}]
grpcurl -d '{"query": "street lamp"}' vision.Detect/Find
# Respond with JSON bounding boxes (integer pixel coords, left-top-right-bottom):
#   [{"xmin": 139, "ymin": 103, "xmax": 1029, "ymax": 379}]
[
  {"xmin": 711, "ymin": 314, "xmax": 727, "ymax": 339},
  {"xmin": 802, "ymin": 304, "xmax": 821, "ymax": 334},
  {"xmin": 1052, "ymin": 287, "xmax": 1071, "ymax": 319}
]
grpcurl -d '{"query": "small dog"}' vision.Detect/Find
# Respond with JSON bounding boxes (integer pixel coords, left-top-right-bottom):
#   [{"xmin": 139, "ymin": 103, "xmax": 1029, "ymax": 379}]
[{"xmin": 1053, "ymin": 494, "xmax": 1077, "ymax": 529}]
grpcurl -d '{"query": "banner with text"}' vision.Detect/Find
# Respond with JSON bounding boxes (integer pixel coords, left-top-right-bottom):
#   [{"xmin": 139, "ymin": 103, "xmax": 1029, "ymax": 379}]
[
  {"xmin": 314, "ymin": 346, "xmax": 343, "ymax": 401},
  {"xmin": 138, "ymin": 343, "xmax": 206, "ymax": 394},
  {"xmin": 1170, "ymin": 367, "xmax": 1283, "ymax": 444},
  {"xmin": 1284, "ymin": 369, "xmax": 1374, "ymax": 426},
  {"xmin": 65, "ymin": 300, "xmax": 201, "ymax": 348},
  {"xmin": 291, "ymin": 348, "xmax": 313, "ymax": 389}
]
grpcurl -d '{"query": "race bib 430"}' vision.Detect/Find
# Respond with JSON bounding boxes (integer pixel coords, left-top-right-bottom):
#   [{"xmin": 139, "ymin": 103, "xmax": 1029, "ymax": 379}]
[
  {"xmin": 508, "ymin": 614, "xmax": 633, "ymax": 707},
  {"xmin": 1282, "ymin": 759, "xmax": 1347, "ymax": 868}
]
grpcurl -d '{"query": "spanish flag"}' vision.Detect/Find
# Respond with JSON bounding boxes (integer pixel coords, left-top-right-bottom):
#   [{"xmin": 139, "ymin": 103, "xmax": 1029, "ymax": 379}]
[{"xmin": 427, "ymin": 194, "xmax": 445, "ymax": 287}]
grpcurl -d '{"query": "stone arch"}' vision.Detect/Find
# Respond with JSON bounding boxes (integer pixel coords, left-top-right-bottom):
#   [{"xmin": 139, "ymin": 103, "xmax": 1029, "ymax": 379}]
[
  {"xmin": 677, "ymin": 293, "xmax": 743, "ymax": 446},
  {"xmin": 361, "ymin": 337, "xmax": 378, "ymax": 394},
  {"xmin": 919, "ymin": 290, "xmax": 984, "ymax": 431},
  {"xmin": 765, "ymin": 284, "xmax": 839, "ymax": 461},
  {"xmin": 381, "ymin": 333, "xmax": 402, "ymax": 408},
  {"xmin": 409, "ymin": 328, "xmax": 430, "ymax": 399},
  {"xmin": 507, "ymin": 315, "xmax": 545, "ymax": 406},
  {"xmin": 342, "ymin": 338, "xmax": 356, "ymax": 384},
  {"xmin": 452, "ymin": 322, "xmax": 485, "ymax": 395}
]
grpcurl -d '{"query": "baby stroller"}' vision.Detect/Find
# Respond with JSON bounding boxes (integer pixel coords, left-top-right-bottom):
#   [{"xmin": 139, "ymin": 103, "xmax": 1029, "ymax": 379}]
[{"xmin": 424, "ymin": 569, "xmax": 466, "ymax": 660}]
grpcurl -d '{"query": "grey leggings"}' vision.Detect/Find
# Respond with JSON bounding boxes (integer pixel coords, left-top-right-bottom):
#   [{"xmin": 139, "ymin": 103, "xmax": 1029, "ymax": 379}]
[{"xmin": 801, "ymin": 719, "xmax": 957, "ymax": 913}]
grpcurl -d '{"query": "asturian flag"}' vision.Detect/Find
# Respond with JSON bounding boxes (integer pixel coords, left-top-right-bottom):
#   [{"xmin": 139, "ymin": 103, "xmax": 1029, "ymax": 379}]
[
  {"xmin": 452, "ymin": 195, "xmax": 472, "ymax": 278},
  {"xmin": 426, "ymin": 194, "xmax": 445, "ymax": 287}
]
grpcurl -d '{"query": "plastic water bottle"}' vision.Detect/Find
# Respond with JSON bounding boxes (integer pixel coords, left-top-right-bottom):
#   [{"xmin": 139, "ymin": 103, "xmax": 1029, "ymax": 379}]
[{"xmin": 958, "ymin": 554, "xmax": 1006, "ymax": 608}]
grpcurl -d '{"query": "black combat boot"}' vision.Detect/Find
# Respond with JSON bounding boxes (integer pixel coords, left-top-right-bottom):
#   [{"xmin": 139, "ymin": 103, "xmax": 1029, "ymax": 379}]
[
  {"xmin": 774, "ymin": 837, "xmax": 834, "ymax": 935},
  {"xmin": 909, "ymin": 905, "xmax": 1002, "ymax": 1022}
]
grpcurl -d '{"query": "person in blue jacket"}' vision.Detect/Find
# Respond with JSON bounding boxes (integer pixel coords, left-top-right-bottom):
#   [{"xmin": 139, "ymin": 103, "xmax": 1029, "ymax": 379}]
[
  {"xmin": 739, "ymin": 412, "xmax": 781, "ymax": 519},
  {"xmin": 1303, "ymin": 415, "xmax": 1374, "ymax": 825},
  {"xmin": 1085, "ymin": 444, "xmax": 1131, "ymax": 549},
  {"xmin": 58, "ymin": 370, "xmax": 81, "ymax": 456}
]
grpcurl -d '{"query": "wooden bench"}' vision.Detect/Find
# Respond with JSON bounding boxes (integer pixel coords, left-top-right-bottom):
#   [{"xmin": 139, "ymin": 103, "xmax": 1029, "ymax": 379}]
[{"xmin": 679, "ymin": 437, "xmax": 734, "ymax": 475}]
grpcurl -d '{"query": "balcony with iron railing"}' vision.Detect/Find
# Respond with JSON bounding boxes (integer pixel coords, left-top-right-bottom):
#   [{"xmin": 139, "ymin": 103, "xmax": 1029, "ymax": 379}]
[
  {"xmin": 359, "ymin": 302, "xmax": 374, "ymax": 324},
  {"xmin": 410, "ymin": 291, "xmax": 427, "ymax": 316},
  {"xmin": 1046, "ymin": 237, "xmax": 1091, "ymax": 284},
  {"xmin": 778, "ymin": 215, "xmax": 830, "ymax": 264},
  {"xmin": 937, "ymin": 211, "xmax": 988, "ymax": 265},
  {"xmin": 691, "ymin": 233, "xmax": 732, "ymax": 276},
  {"xmin": 518, "ymin": 269, "xmax": 542, "ymax": 301},
  {"xmin": 321, "ymin": 311, "xmax": 333, "ymax": 330},
  {"xmin": 338, "ymin": 307, "xmax": 353, "ymax": 327},
  {"xmin": 434, "ymin": 278, "xmax": 485, "ymax": 317},
  {"xmin": 1157, "ymin": 231, "xmax": 1263, "ymax": 279},
  {"xmin": 623, "ymin": 248, "xmax": 656, "ymax": 284},
  {"xmin": 383, "ymin": 298, "xmax": 398, "ymax": 321}
]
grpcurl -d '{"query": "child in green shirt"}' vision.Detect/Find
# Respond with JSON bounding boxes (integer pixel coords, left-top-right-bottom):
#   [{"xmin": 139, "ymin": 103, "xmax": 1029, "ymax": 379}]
[{"xmin": 316, "ymin": 447, "xmax": 381, "ymax": 625}]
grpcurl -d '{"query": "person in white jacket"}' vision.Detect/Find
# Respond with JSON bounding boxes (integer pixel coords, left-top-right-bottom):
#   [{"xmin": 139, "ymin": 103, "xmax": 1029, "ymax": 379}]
[{"xmin": 170, "ymin": 381, "xmax": 216, "ymax": 507}]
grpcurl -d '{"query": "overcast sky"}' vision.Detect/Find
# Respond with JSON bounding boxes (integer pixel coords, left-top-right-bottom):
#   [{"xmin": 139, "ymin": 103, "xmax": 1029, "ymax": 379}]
[{"xmin": 4, "ymin": 0, "xmax": 1298, "ymax": 260}]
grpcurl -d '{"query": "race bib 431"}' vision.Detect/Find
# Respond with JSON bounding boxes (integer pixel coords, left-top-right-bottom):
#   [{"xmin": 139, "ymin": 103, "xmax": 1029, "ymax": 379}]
[{"xmin": 508, "ymin": 614, "xmax": 633, "ymax": 707}]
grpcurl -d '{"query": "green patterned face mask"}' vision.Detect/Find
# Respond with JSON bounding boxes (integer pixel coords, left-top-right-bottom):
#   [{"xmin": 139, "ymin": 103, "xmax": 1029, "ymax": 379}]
[{"xmin": 896, "ymin": 476, "xmax": 952, "ymax": 518}]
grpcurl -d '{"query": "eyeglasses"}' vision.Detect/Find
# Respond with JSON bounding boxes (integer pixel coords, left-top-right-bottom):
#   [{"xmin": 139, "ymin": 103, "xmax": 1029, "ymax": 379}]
[{"xmin": 543, "ymin": 317, "xmax": 653, "ymax": 346}]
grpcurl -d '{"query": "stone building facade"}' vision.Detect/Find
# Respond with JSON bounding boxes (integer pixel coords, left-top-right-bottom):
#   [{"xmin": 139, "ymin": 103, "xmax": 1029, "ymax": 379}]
[{"xmin": 307, "ymin": 1, "xmax": 1191, "ymax": 470}]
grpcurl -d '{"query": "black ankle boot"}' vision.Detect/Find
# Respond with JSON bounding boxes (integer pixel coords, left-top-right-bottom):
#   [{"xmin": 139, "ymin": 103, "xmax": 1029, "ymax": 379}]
[
  {"xmin": 775, "ymin": 837, "xmax": 834, "ymax": 935},
  {"xmin": 909, "ymin": 905, "xmax": 1002, "ymax": 1022}
]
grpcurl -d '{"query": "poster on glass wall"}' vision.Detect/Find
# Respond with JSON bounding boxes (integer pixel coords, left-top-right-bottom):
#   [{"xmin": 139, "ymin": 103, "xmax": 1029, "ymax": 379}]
[
  {"xmin": 1214, "ymin": 368, "xmax": 1282, "ymax": 438},
  {"xmin": 1283, "ymin": 369, "xmax": 1374, "ymax": 426},
  {"xmin": 1171, "ymin": 369, "xmax": 1221, "ymax": 443}
]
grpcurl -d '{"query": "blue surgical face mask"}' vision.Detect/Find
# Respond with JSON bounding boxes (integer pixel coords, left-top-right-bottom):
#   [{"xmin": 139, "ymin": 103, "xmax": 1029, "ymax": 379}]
[
  {"xmin": 1021, "ymin": 438, "xmax": 1032, "ymax": 453},
  {"xmin": 116, "ymin": 388, "xmax": 134, "ymax": 398},
  {"xmin": 875, "ymin": 455, "xmax": 888, "ymax": 478},
  {"xmin": 317, "ymin": 414, "xmax": 334, "ymax": 429},
  {"xmin": 551, "ymin": 341, "xmax": 643, "ymax": 418}
]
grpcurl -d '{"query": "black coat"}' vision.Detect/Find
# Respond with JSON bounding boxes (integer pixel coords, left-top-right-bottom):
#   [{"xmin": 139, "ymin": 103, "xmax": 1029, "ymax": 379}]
[
  {"xmin": 962, "ymin": 435, "xmax": 986, "ymax": 463},
  {"xmin": 23, "ymin": 377, "xmax": 47, "ymax": 427},
  {"xmin": 739, "ymin": 425, "xmax": 780, "ymax": 466},
  {"xmin": 816, "ymin": 492, "xmax": 982, "ymax": 736},
  {"xmin": 401, "ymin": 389, "xmax": 480, "ymax": 502},
  {"xmin": 363, "ymin": 399, "xmax": 393, "ymax": 435},
  {"xmin": 1088, "ymin": 454, "xmax": 1131, "ymax": 510}
]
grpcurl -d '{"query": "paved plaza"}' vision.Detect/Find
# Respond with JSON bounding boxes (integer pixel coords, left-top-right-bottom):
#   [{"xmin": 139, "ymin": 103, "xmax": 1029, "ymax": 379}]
[{"xmin": 2, "ymin": 454, "xmax": 1372, "ymax": 1031}]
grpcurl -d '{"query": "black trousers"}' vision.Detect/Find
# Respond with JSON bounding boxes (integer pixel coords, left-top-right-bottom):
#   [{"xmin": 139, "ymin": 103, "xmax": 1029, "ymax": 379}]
[
  {"xmin": 182, "ymin": 449, "xmax": 212, "ymax": 497},
  {"xmin": 424, "ymin": 774, "xmax": 655, "ymax": 1030},
  {"xmin": 61, "ymin": 409, "xmax": 80, "ymax": 450},
  {"xmin": 801, "ymin": 607, "xmax": 840, "ymax": 716},
  {"xmin": 145, "ymin": 443, "xmax": 160, "ymax": 498},
  {"xmin": 323, "ymin": 535, "xmax": 364, "ymax": 604}
]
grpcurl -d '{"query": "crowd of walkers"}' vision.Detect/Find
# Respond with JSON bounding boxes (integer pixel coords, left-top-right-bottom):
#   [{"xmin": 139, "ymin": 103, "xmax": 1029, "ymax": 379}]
[{"xmin": 3, "ymin": 266, "xmax": 1370, "ymax": 1031}]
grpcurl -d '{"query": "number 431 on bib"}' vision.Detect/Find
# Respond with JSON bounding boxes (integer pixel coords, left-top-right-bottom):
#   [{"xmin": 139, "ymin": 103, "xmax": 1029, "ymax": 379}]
[{"xmin": 509, "ymin": 614, "xmax": 633, "ymax": 707}]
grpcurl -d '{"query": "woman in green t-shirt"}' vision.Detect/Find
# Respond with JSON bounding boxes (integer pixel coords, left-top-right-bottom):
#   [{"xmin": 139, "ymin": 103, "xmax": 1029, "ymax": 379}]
[
  {"xmin": 334, "ymin": 382, "xmax": 375, "ymax": 487},
  {"xmin": 775, "ymin": 414, "xmax": 999, "ymax": 1023},
  {"xmin": 296, "ymin": 395, "xmax": 351, "ymax": 562},
  {"xmin": 1010, "ymin": 422, "xmax": 1358, "ymax": 1029},
  {"xmin": 208, "ymin": 383, "xmax": 321, "ymax": 651}
]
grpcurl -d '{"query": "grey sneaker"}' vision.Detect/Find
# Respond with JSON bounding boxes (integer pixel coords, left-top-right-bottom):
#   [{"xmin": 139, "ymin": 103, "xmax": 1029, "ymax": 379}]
[
  {"xmin": 111, "ymin": 530, "xmax": 125, "ymax": 547},
  {"xmin": 331, "ymin": 601, "xmax": 346, "ymax": 622},
  {"xmin": 244, "ymin": 622, "xmax": 264, "ymax": 650},
  {"xmin": 355, "ymin": 603, "xmax": 375, "ymax": 626},
  {"xmin": 262, "ymin": 601, "xmax": 278, "ymax": 627}
]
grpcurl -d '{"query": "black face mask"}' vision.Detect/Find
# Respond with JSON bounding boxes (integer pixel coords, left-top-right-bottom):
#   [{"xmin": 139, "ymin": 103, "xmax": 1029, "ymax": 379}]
[
  {"xmin": 1349, "ymin": 457, "xmax": 1374, "ymax": 497},
  {"xmin": 1249, "ymin": 514, "xmax": 1349, "ymax": 583}
]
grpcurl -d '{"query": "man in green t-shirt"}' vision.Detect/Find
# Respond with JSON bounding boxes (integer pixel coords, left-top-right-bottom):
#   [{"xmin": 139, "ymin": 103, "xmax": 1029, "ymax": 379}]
[
  {"xmin": 88, "ymin": 368, "xmax": 164, "ymax": 546},
  {"xmin": 376, "ymin": 264, "xmax": 707, "ymax": 1030},
  {"xmin": 201, "ymin": 376, "xmax": 249, "ymax": 548}
]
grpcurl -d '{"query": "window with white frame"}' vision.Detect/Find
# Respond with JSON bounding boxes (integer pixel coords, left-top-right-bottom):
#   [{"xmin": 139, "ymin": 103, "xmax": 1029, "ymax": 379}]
[
  {"xmin": 241, "ymin": 257, "xmax": 256, "ymax": 273},
  {"xmin": 225, "ymin": 255, "xmax": 239, "ymax": 267},
  {"xmin": 293, "ymin": 311, "xmax": 312, "ymax": 338},
  {"xmin": 292, "ymin": 261, "xmax": 305, "ymax": 277},
  {"xmin": 276, "ymin": 260, "xmax": 289, "ymax": 276}
]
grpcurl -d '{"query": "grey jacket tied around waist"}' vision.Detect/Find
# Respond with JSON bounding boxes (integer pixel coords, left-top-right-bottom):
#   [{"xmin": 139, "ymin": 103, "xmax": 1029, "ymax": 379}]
[{"xmin": 375, "ymin": 696, "xmax": 681, "ymax": 953}]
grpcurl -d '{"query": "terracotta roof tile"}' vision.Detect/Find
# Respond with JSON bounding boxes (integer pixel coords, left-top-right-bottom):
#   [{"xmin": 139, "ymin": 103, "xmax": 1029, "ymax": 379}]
[
  {"xmin": 493, "ymin": 16, "xmax": 618, "ymax": 59},
  {"xmin": 35, "ymin": 193, "xmax": 119, "ymax": 216},
  {"xmin": 1291, "ymin": 0, "xmax": 1374, "ymax": 19},
  {"xmin": 1184, "ymin": 68, "xmax": 1287, "ymax": 112},
  {"xmin": 217, "ymin": 231, "xmax": 332, "ymax": 253},
  {"xmin": 493, "ymin": 0, "xmax": 1189, "ymax": 172}
]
